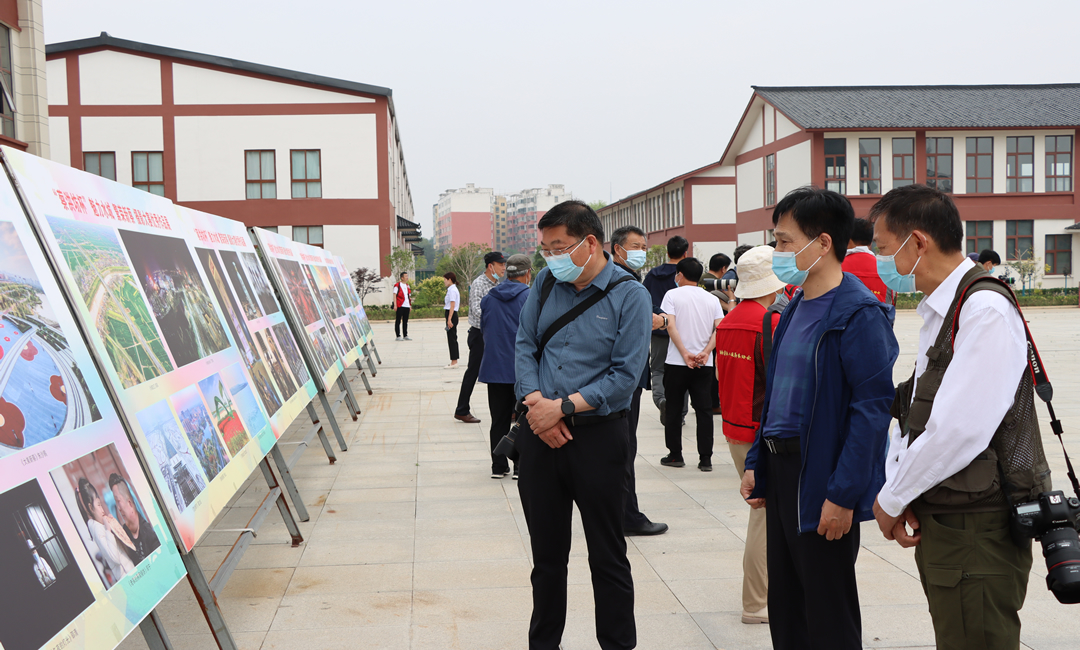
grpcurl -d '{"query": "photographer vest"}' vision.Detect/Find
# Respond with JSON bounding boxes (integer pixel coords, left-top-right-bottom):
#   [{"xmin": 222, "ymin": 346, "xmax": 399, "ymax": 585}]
[{"xmin": 891, "ymin": 265, "xmax": 1051, "ymax": 514}]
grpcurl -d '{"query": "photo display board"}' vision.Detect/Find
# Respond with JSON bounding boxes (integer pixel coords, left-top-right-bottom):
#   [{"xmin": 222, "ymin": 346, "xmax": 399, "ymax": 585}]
[
  {"xmin": 333, "ymin": 255, "xmax": 372, "ymax": 347},
  {"xmin": 3, "ymin": 148, "xmax": 279, "ymax": 552},
  {"xmin": 302, "ymin": 246, "xmax": 364, "ymax": 367},
  {"xmin": 179, "ymin": 207, "xmax": 317, "ymax": 437},
  {"xmin": 0, "ymin": 158, "xmax": 186, "ymax": 650},
  {"xmin": 248, "ymin": 228, "xmax": 346, "ymax": 391}
]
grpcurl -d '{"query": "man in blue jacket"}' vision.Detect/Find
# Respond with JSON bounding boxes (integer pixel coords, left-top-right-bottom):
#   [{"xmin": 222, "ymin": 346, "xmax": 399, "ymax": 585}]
[
  {"xmin": 739, "ymin": 187, "xmax": 898, "ymax": 650},
  {"xmin": 479, "ymin": 253, "xmax": 533, "ymax": 479}
]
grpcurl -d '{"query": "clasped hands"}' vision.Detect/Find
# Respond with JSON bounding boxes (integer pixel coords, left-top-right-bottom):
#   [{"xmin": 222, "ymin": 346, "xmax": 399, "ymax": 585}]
[
  {"xmin": 872, "ymin": 498, "xmax": 921, "ymax": 548},
  {"xmin": 522, "ymin": 392, "xmax": 573, "ymax": 449},
  {"xmin": 682, "ymin": 350, "xmax": 708, "ymax": 369}
]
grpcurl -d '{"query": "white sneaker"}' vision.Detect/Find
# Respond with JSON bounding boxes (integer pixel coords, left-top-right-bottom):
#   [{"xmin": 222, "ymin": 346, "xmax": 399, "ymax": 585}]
[
  {"xmin": 395, "ymin": 336, "xmax": 403, "ymax": 341},
  {"xmin": 404, "ymin": 336, "xmax": 412, "ymax": 340},
  {"xmin": 444, "ymin": 363, "xmax": 459, "ymax": 369},
  {"xmin": 741, "ymin": 607, "xmax": 769, "ymax": 624}
]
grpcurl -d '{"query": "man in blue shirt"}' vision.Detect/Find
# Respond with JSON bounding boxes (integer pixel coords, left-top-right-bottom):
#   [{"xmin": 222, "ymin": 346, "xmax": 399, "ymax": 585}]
[
  {"xmin": 740, "ymin": 187, "xmax": 898, "ymax": 650},
  {"xmin": 515, "ymin": 201, "xmax": 651, "ymax": 650}
]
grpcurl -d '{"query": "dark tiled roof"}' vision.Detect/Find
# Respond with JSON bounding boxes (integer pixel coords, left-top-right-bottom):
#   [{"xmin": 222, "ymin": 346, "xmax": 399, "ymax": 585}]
[
  {"xmin": 754, "ymin": 85, "xmax": 1080, "ymax": 129},
  {"xmin": 397, "ymin": 215, "xmax": 420, "ymax": 232},
  {"xmin": 1067, "ymin": 222, "xmax": 1080, "ymax": 231},
  {"xmin": 47, "ymin": 33, "xmax": 392, "ymax": 98}
]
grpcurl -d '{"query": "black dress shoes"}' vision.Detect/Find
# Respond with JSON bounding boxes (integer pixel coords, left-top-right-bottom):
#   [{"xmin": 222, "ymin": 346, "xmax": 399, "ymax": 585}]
[{"xmin": 625, "ymin": 521, "xmax": 669, "ymax": 536}]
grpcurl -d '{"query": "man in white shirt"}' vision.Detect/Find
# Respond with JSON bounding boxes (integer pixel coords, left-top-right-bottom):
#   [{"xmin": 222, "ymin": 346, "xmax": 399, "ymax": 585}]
[
  {"xmin": 392, "ymin": 272, "xmax": 412, "ymax": 340},
  {"xmin": 869, "ymin": 184, "xmax": 1050, "ymax": 649},
  {"xmin": 659, "ymin": 257, "xmax": 724, "ymax": 471}
]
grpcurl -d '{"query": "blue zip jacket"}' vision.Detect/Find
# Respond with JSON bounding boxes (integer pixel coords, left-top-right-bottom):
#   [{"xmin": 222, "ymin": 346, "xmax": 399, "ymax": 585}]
[
  {"xmin": 745, "ymin": 273, "xmax": 898, "ymax": 534},
  {"xmin": 478, "ymin": 280, "xmax": 530, "ymax": 385}
]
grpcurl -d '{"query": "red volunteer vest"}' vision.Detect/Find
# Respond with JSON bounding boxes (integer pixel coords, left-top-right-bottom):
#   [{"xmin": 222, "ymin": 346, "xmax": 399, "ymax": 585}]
[
  {"xmin": 715, "ymin": 300, "xmax": 779, "ymax": 443},
  {"xmin": 841, "ymin": 251, "xmax": 888, "ymax": 303},
  {"xmin": 394, "ymin": 282, "xmax": 412, "ymax": 308}
]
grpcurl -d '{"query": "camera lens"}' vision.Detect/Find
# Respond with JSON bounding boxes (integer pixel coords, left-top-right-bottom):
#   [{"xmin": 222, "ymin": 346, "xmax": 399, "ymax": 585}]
[{"xmin": 1042, "ymin": 527, "xmax": 1080, "ymax": 604}]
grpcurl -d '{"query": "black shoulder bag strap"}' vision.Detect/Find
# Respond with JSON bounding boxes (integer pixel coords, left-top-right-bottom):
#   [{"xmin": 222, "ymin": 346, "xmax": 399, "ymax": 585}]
[
  {"xmin": 760, "ymin": 303, "xmax": 783, "ymax": 367},
  {"xmin": 953, "ymin": 275, "xmax": 1079, "ymax": 498},
  {"xmin": 532, "ymin": 273, "xmax": 635, "ymax": 362}
]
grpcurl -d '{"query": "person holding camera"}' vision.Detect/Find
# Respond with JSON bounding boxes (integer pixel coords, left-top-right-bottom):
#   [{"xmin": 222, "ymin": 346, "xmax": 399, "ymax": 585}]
[
  {"xmin": 870, "ymin": 184, "xmax": 1051, "ymax": 649},
  {"xmin": 515, "ymin": 201, "xmax": 650, "ymax": 650},
  {"xmin": 739, "ymin": 187, "xmax": 898, "ymax": 650},
  {"xmin": 479, "ymin": 254, "xmax": 532, "ymax": 479},
  {"xmin": 714, "ymin": 245, "xmax": 786, "ymax": 625}
]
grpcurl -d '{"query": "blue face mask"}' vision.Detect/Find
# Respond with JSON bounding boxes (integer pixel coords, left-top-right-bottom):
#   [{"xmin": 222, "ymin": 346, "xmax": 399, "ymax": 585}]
[
  {"xmin": 546, "ymin": 239, "xmax": 591, "ymax": 283},
  {"xmin": 772, "ymin": 239, "xmax": 822, "ymax": 286},
  {"xmin": 619, "ymin": 246, "xmax": 647, "ymax": 270},
  {"xmin": 876, "ymin": 233, "xmax": 921, "ymax": 293},
  {"xmin": 491, "ymin": 272, "xmax": 501, "ymax": 283}
]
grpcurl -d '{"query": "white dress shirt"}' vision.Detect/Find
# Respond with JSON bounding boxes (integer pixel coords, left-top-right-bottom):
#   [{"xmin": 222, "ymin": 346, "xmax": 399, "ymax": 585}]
[{"xmin": 878, "ymin": 259, "xmax": 1028, "ymax": 517}]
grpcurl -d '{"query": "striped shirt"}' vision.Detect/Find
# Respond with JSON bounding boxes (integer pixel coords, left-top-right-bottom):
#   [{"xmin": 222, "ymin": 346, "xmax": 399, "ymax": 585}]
[{"xmin": 468, "ymin": 272, "xmax": 497, "ymax": 329}]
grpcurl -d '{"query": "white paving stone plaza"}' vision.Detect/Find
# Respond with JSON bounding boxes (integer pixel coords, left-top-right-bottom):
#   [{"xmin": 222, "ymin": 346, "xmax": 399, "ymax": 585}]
[{"xmin": 118, "ymin": 306, "xmax": 1080, "ymax": 650}]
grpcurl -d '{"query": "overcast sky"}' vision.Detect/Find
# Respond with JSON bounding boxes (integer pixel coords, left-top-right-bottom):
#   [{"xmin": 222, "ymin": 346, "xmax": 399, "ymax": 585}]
[{"xmin": 46, "ymin": 0, "xmax": 1080, "ymax": 234}]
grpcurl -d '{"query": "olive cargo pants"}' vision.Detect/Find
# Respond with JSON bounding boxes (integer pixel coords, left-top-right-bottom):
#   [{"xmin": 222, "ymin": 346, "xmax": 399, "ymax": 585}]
[{"xmin": 913, "ymin": 509, "xmax": 1032, "ymax": 650}]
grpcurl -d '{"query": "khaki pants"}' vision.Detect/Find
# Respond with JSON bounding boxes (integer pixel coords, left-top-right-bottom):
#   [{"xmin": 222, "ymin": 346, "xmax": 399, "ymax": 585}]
[
  {"xmin": 913, "ymin": 509, "xmax": 1032, "ymax": 650},
  {"xmin": 728, "ymin": 439, "xmax": 768, "ymax": 613}
]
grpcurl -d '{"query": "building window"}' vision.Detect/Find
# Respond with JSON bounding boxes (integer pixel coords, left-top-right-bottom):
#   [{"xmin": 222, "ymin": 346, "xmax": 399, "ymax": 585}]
[
  {"xmin": 926, "ymin": 137, "xmax": 953, "ymax": 192},
  {"xmin": 1045, "ymin": 234, "xmax": 1072, "ymax": 275},
  {"xmin": 290, "ymin": 150, "xmax": 322, "ymax": 198},
  {"xmin": 965, "ymin": 137, "xmax": 993, "ymax": 193},
  {"xmin": 83, "ymin": 152, "xmax": 117, "ymax": 181},
  {"xmin": 1006, "ymin": 220, "xmax": 1033, "ymax": 260},
  {"xmin": 263, "ymin": 226, "xmax": 278, "ymax": 233},
  {"xmin": 966, "ymin": 221, "xmax": 993, "ymax": 255},
  {"xmin": 824, "ymin": 138, "xmax": 846, "ymax": 194},
  {"xmin": 1005, "ymin": 136, "xmax": 1034, "ymax": 193},
  {"xmin": 132, "ymin": 152, "xmax": 165, "ymax": 196},
  {"xmin": 765, "ymin": 154, "xmax": 776, "ymax": 206},
  {"xmin": 0, "ymin": 26, "xmax": 13, "ymax": 139},
  {"xmin": 859, "ymin": 138, "xmax": 881, "ymax": 194},
  {"xmin": 1046, "ymin": 135, "xmax": 1073, "ymax": 192},
  {"xmin": 246, "ymin": 150, "xmax": 277, "ymax": 199},
  {"xmin": 892, "ymin": 138, "xmax": 915, "ymax": 187},
  {"xmin": 292, "ymin": 225, "xmax": 323, "ymax": 248}
]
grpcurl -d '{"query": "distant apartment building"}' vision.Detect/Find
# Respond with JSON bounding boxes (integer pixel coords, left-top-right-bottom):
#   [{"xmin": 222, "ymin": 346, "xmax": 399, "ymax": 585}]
[
  {"xmin": 599, "ymin": 84, "xmax": 1080, "ymax": 287},
  {"xmin": 44, "ymin": 33, "xmax": 417, "ymax": 285},
  {"xmin": 0, "ymin": 0, "xmax": 49, "ymax": 156},
  {"xmin": 492, "ymin": 194, "xmax": 509, "ymax": 251},
  {"xmin": 505, "ymin": 184, "xmax": 571, "ymax": 253},
  {"xmin": 434, "ymin": 183, "xmax": 494, "ymax": 249}
]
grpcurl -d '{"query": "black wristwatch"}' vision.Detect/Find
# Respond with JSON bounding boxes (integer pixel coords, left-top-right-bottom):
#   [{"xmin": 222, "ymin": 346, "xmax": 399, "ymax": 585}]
[{"xmin": 560, "ymin": 397, "xmax": 575, "ymax": 416}]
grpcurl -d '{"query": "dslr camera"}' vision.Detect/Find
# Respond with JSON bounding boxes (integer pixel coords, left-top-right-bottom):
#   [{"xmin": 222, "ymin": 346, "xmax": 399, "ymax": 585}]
[
  {"xmin": 701, "ymin": 277, "xmax": 737, "ymax": 294},
  {"xmin": 1011, "ymin": 490, "xmax": 1080, "ymax": 604}
]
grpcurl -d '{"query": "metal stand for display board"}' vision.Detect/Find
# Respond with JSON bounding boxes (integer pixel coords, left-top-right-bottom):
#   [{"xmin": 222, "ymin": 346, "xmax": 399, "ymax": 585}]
[
  {"xmin": 139, "ymin": 609, "xmax": 175, "ymax": 650},
  {"xmin": 184, "ymin": 456, "xmax": 304, "ymax": 650},
  {"xmin": 362, "ymin": 343, "xmax": 379, "ymax": 376},
  {"xmin": 354, "ymin": 360, "xmax": 373, "ymax": 395}
]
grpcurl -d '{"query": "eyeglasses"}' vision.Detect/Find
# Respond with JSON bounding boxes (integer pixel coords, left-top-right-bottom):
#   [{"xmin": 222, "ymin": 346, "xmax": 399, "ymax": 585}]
[{"xmin": 539, "ymin": 238, "xmax": 585, "ymax": 259}]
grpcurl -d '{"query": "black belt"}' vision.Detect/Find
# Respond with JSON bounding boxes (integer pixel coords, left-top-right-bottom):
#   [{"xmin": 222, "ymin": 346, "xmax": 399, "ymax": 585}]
[
  {"xmin": 763, "ymin": 436, "xmax": 800, "ymax": 455},
  {"xmin": 564, "ymin": 410, "xmax": 628, "ymax": 427}
]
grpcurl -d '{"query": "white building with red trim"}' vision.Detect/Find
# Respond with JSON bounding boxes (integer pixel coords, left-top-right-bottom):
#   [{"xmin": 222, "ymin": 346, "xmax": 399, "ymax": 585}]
[
  {"xmin": 44, "ymin": 33, "xmax": 417, "ymax": 285},
  {"xmin": 601, "ymin": 84, "xmax": 1080, "ymax": 287}
]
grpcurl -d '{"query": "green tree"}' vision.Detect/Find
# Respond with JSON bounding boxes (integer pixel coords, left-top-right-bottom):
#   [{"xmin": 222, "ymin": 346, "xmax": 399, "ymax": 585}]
[
  {"xmin": 532, "ymin": 246, "xmax": 548, "ymax": 272},
  {"xmin": 588, "ymin": 200, "xmax": 608, "ymax": 212},
  {"xmin": 644, "ymin": 245, "xmax": 667, "ymax": 274},
  {"xmin": 351, "ymin": 267, "xmax": 383, "ymax": 304},
  {"xmin": 1007, "ymin": 250, "xmax": 1043, "ymax": 294},
  {"xmin": 385, "ymin": 246, "xmax": 415, "ymax": 279},
  {"xmin": 411, "ymin": 276, "xmax": 447, "ymax": 308},
  {"xmin": 436, "ymin": 242, "xmax": 490, "ymax": 296}
]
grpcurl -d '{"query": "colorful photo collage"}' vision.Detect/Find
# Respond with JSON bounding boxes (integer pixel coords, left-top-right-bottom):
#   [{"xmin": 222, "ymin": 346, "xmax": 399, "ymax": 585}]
[
  {"xmin": 3, "ymin": 148, "xmax": 278, "ymax": 551},
  {"xmin": 0, "ymin": 151, "xmax": 186, "ymax": 650},
  {"xmin": 179, "ymin": 206, "xmax": 316, "ymax": 438},
  {"xmin": 250, "ymin": 228, "xmax": 346, "ymax": 392},
  {"xmin": 334, "ymin": 255, "xmax": 373, "ymax": 348}
]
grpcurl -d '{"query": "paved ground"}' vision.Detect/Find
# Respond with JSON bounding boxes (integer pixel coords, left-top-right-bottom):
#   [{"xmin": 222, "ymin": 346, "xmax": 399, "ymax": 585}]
[{"xmin": 120, "ymin": 306, "xmax": 1080, "ymax": 650}]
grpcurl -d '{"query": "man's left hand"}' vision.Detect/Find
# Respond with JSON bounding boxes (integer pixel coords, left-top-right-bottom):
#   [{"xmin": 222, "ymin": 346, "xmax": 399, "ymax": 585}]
[
  {"xmin": 524, "ymin": 394, "xmax": 563, "ymax": 433},
  {"xmin": 652, "ymin": 314, "xmax": 665, "ymax": 330},
  {"xmin": 817, "ymin": 499, "xmax": 853, "ymax": 540}
]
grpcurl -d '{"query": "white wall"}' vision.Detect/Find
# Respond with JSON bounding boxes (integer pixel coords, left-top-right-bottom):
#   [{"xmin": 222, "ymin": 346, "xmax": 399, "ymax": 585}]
[
  {"xmin": 776, "ymin": 139, "xmax": 811, "ymax": 198},
  {"xmin": 763, "ymin": 104, "xmax": 775, "ymax": 143},
  {"xmin": 697, "ymin": 165, "xmax": 735, "ymax": 178},
  {"xmin": 79, "ymin": 51, "xmax": 161, "ymax": 105},
  {"xmin": 81, "ymin": 116, "xmax": 164, "ymax": 185},
  {"xmin": 49, "ymin": 116, "xmax": 70, "ymax": 166},
  {"xmin": 736, "ymin": 160, "xmax": 764, "ymax": 212},
  {"xmin": 739, "ymin": 110, "xmax": 764, "ymax": 155},
  {"xmin": 449, "ymin": 190, "xmax": 493, "ymax": 213},
  {"xmin": 693, "ymin": 240, "xmax": 737, "ymax": 265},
  {"xmin": 171, "ymin": 64, "xmax": 374, "ymax": 105},
  {"xmin": 173, "ymin": 113, "xmax": 378, "ymax": 201},
  {"xmin": 738, "ymin": 230, "xmax": 770, "ymax": 247},
  {"xmin": 690, "ymin": 185, "xmax": 735, "ymax": 225},
  {"xmin": 46, "ymin": 58, "xmax": 67, "ymax": 105},
  {"xmin": 324, "ymin": 224, "xmax": 383, "ymax": 298},
  {"xmin": 776, "ymin": 111, "xmax": 801, "ymax": 139}
]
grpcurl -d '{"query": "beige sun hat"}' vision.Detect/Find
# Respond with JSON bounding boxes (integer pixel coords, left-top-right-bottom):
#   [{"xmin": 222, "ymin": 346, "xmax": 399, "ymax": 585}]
[{"xmin": 733, "ymin": 245, "xmax": 788, "ymax": 300}]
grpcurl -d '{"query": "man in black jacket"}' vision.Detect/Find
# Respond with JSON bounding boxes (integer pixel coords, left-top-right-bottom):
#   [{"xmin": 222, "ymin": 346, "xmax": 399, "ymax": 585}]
[{"xmin": 642, "ymin": 236, "xmax": 688, "ymax": 426}]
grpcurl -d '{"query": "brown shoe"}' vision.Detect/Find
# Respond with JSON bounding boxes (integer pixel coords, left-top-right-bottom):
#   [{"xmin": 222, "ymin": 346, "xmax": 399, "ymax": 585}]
[{"xmin": 454, "ymin": 414, "xmax": 481, "ymax": 424}]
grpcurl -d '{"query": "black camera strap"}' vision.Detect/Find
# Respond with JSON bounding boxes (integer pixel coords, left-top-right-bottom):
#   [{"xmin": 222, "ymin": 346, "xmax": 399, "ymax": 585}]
[{"xmin": 952, "ymin": 276, "xmax": 1079, "ymax": 498}]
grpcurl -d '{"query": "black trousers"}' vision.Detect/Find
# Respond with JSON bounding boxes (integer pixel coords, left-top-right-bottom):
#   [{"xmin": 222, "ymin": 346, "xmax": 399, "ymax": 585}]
[
  {"xmin": 765, "ymin": 448, "xmax": 862, "ymax": 650},
  {"xmin": 445, "ymin": 310, "xmax": 459, "ymax": 360},
  {"xmin": 662, "ymin": 363, "xmax": 714, "ymax": 463},
  {"xmin": 624, "ymin": 387, "xmax": 649, "ymax": 530},
  {"xmin": 394, "ymin": 306, "xmax": 410, "ymax": 337},
  {"xmin": 487, "ymin": 382, "xmax": 517, "ymax": 474},
  {"xmin": 517, "ymin": 416, "xmax": 635, "ymax": 650},
  {"xmin": 455, "ymin": 327, "xmax": 484, "ymax": 415}
]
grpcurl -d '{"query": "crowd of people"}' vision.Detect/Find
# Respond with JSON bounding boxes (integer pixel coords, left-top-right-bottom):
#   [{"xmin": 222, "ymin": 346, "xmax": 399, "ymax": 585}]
[{"xmin": 389, "ymin": 185, "xmax": 1046, "ymax": 650}]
